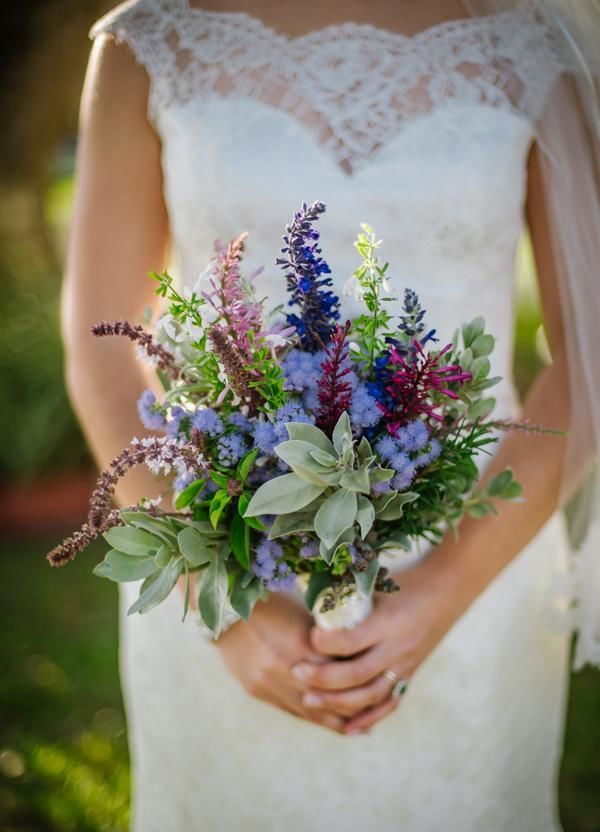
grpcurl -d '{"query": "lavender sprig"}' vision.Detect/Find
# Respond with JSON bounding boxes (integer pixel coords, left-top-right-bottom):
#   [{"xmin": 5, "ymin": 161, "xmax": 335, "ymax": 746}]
[
  {"xmin": 47, "ymin": 509, "xmax": 123, "ymax": 567},
  {"xmin": 87, "ymin": 436, "xmax": 208, "ymax": 533},
  {"xmin": 92, "ymin": 320, "xmax": 183, "ymax": 380},
  {"xmin": 277, "ymin": 201, "xmax": 340, "ymax": 351}
]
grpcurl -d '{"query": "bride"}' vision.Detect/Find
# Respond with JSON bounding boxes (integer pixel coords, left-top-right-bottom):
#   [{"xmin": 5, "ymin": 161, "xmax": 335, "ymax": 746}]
[{"xmin": 62, "ymin": 0, "xmax": 600, "ymax": 829}]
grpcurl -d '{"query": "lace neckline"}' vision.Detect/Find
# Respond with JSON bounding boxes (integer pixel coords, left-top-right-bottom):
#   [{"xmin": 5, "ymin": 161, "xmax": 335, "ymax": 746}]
[
  {"xmin": 181, "ymin": 1, "xmax": 520, "ymax": 47},
  {"xmin": 93, "ymin": 0, "xmax": 565, "ymax": 177}
]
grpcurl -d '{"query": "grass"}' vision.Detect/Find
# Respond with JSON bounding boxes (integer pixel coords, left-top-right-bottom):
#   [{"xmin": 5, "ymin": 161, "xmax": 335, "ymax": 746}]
[{"xmin": 0, "ymin": 535, "xmax": 598, "ymax": 831}]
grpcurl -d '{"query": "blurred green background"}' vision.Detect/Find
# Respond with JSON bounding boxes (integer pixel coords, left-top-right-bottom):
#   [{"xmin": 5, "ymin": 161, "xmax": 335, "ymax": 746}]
[{"xmin": 0, "ymin": 3, "xmax": 598, "ymax": 831}]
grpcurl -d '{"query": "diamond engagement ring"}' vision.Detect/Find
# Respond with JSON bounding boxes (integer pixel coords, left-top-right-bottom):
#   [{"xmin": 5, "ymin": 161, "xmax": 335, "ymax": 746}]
[
  {"xmin": 391, "ymin": 679, "xmax": 408, "ymax": 699},
  {"xmin": 382, "ymin": 669, "xmax": 408, "ymax": 699}
]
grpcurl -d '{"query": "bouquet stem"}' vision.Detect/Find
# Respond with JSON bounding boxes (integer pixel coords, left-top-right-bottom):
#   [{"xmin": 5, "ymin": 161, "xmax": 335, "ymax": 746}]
[{"xmin": 311, "ymin": 582, "xmax": 373, "ymax": 631}]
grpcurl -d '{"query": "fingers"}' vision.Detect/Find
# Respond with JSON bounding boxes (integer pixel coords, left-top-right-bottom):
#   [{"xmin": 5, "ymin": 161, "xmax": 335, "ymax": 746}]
[
  {"xmin": 343, "ymin": 694, "xmax": 401, "ymax": 735},
  {"xmin": 292, "ymin": 645, "xmax": 386, "ymax": 691},
  {"xmin": 304, "ymin": 709, "xmax": 347, "ymax": 734},
  {"xmin": 302, "ymin": 671, "xmax": 394, "ymax": 717},
  {"xmin": 310, "ymin": 617, "xmax": 381, "ymax": 658}
]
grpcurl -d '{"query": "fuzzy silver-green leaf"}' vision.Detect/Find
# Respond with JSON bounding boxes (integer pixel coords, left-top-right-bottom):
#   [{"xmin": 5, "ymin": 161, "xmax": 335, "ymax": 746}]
[
  {"xmin": 244, "ymin": 473, "xmax": 326, "ymax": 517},
  {"xmin": 314, "ymin": 488, "xmax": 357, "ymax": 549}
]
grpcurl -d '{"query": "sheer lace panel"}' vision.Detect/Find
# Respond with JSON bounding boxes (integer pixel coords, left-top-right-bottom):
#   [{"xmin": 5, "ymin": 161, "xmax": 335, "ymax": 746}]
[{"xmin": 90, "ymin": 0, "xmax": 570, "ymax": 174}]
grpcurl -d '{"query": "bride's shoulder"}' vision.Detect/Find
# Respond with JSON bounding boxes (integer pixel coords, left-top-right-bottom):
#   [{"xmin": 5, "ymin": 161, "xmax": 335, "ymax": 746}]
[{"xmin": 90, "ymin": 0, "xmax": 177, "ymax": 42}]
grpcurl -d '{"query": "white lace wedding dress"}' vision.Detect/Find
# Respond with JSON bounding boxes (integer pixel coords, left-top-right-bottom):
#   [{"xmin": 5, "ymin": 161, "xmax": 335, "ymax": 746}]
[{"xmin": 91, "ymin": 2, "xmax": 574, "ymax": 829}]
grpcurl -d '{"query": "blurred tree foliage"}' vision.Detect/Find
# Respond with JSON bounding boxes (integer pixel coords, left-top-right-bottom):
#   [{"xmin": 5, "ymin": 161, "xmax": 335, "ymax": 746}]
[{"xmin": 0, "ymin": 1, "xmax": 112, "ymax": 480}]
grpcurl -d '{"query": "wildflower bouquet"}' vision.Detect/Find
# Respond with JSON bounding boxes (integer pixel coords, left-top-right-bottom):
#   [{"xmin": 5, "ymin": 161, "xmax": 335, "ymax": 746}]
[{"xmin": 48, "ymin": 201, "xmax": 525, "ymax": 636}]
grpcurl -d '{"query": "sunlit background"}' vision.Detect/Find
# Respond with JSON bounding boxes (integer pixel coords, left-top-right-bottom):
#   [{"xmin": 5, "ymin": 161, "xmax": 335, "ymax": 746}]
[{"xmin": 0, "ymin": 3, "xmax": 598, "ymax": 830}]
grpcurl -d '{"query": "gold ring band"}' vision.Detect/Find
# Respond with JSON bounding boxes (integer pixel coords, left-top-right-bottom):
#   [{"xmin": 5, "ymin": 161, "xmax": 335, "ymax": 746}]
[{"xmin": 382, "ymin": 669, "xmax": 399, "ymax": 688}]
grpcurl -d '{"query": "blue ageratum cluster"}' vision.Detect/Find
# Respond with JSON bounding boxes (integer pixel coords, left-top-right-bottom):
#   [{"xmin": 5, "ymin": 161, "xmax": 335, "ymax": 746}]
[
  {"xmin": 253, "ymin": 402, "xmax": 314, "ymax": 458},
  {"xmin": 137, "ymin": 390, "xmax": 167, "ymax": 431},
  {"xmin": 277, "ymin": 201, "xmax": 340, "ymax": 351},
  {"xmin": 375, "ymin": 421, "xmax": 441, "ymax": 492},
  {"xmin": 253, "ymin": 537, "xmax": 297, "ymax": 591}
]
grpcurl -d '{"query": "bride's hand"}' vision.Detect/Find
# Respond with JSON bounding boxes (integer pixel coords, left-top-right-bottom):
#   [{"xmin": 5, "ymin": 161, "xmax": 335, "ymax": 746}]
[
  {"xmin": 215, "ymin": 592, "xmax": 347, "ymax": 734},
  {"xmin": 291, "ymin": 556, "xmax": 470, "ymax": 735}
]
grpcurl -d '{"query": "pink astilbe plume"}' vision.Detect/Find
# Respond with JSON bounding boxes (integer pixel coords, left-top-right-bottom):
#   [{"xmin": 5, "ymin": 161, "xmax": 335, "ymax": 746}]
[
  {"xmin": 315, "ymin": 321, "xmax": 353, "ymax": 436},
  {"xmin": 203, "ymin": 233, "xmax": 263, "ymax": 356},
  {"xmin": 47, "ymin": 436, "xmax": 209, "ymax": 566},
  {"xmin": 382, "ymin": 341, "xmax": 471, "ymax": 435}
]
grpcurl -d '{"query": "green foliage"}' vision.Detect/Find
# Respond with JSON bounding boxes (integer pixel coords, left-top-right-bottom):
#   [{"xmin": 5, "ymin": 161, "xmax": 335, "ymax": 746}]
[
  {"xmin": 245, "ymin": 339, "xmax": 288, "ymax": 414},
  {"xmin": 151, "ymin": 269, "xmax": 205, "ymax": 330},
  {"xmin": 347, "ymin": 225, "xmax": 397, "ymax": 372},
  {"xmin": 197, "ymin": 556, "xmax": 229, "ymax": 638},
  {"xmin": 0, "ymin": 264, "xmax": 88, "ymax": 478}
]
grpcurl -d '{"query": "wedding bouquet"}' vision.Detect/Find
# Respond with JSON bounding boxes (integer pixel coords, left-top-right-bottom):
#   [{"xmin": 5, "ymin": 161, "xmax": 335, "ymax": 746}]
[{"xmin": 48, "ymin": 201, "xmax": 524, "ymax": 636}]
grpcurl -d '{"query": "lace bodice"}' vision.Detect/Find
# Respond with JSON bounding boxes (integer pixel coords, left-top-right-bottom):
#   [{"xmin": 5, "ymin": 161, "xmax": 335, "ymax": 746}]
[{"xmin": 91, "ymin": 0, "xmax": 568, "ymax": 174}]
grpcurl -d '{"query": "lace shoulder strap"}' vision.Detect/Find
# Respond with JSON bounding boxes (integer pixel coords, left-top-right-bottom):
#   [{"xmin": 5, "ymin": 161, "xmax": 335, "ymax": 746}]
[{"xmin": 89, "ymin": 0, "xmax": 181, "ymax": 125}]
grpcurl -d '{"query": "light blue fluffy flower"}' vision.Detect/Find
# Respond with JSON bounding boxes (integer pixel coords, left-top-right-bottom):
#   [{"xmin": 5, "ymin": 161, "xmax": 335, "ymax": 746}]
[
  {"xmin": 391, "ymin": 465, "xmax": 416, "ymax": 491},
  {"xmin": 191, "ymin": 407, "xmax": 224, "ymax": 437},
  {"xmin": 413, "ymin": 437, "xmax": 442, "ymax": 468},
  {"xmin": 253, "ymin": 421, "xmax": 278, "ymax": 456},
  {"xmin": 227, "ymin": 413, "xmax": 254, "ymax": 433},
  {"xmin": 166, "ymin": 405, "xmax": 188, "ymax": 438},
  {"xmin": 217, "ymin": 433, "xmax": 249, "ymax": 467},
  {"xmin": 396, "ymin": 420, "xmax": 430, "ymax": 452},
  {"xmin": 376, "ymin": 435, "xmax": 400, "ymax": 463},
  {"xmin": 266, "ymin": 562, "xmax": 297, "ymax": 592},
  {"xmin": 137, "ymin": 390, "xmax": 166, "ymax": 431},
  {"xmin": 281, "ymin": 349, "xmax": 322, "ymax": 392},
  {"xmin": 350, "ymin": 382, "xmax": 382, "ymax": 429},
  {"xmin": 299, "ymin": 540, "xmax": 319, "ymax": 558},
  {"xmin": 253, "ymin": 537, "xmax": 283, "ymax": 579}
]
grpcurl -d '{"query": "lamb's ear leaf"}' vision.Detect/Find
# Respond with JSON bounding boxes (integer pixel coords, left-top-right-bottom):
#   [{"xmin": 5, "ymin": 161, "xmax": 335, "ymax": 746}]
[
  {"xmin": 332, "ymin": 411, "xmax": 353, "ymax": 455},
  {"xmin": 230, "ymin": 513, "xmax": 250, "ymax": 569},
  {"xmin": 356, "ymin": 496, "xmax": 375, "ymax": 539},
  {"xmin": 178, "ymin": 526, "xmax": 216, "ymax": 567},
  {"xmin": 462, "ymin": 317, "xmax": 485, "ymax": 348},
  {"xmin": 274, "ymin": 441, "xmax": 334, "ymax": 485},
  {"xmin": 471, "ymin": 333, "xmax": 495, "ymax": 357},
  {"xmin": 319, "ymin": 527, "xmax": 355, "ymax": 565},
  {"xmin": 310, "ymin": 449, "xmax": 338, "ymax": 467},
  {"xmin": 230, "ymin": 575, "xmax": 263, "ymax": 621},
  {"xmin": 376, "ymin": 491, "xmax": 419, "ymax": 521},
  {"xmin": 244, "ymin": 474, "xmax": 326, "ymax": 517},
  {"xmin": 127, "ymin": 556, "xmax": 184, "ymax": 616},
  {"xmin": 268, "ymin": 510, "xmax": 316, "ymax": 539},
  {"xmin": 340, "ymin": 468, "xmax": 371, "ymax": 494},
  {"xmin": 104, "ymin": 526, "xmax": 162, "ymax": 557},
  {"xmin": 352, "ymin": 557, "xmax": 380, "ymax": 597},
  {"xmin": 119, "ymin": 511, "xmax": 178, "ymax": 543},
  {"xmin": 285, "ymin": 422, "xmax": 335, "ymax": 455},
  {"xmin": 197, "ymin": 557, "xmax": 229, "ymax": 637},
  {"xmin": 370, "ymin": 466, "xmax": 395, "ymax": 484},
  {"xmin": 94, "ymin": 549, "xmax": 157, "ymax": 582},
  {"xmin": 314, "ymin": 489, "xmax": 357, "ymax": 550},
  {"xmin": 305, "ymin": 571, "xmax": 335, "ymax": 611},
  {"xmin": 356, "ymin": 436, "xmax": 373, "ymax": 461}
]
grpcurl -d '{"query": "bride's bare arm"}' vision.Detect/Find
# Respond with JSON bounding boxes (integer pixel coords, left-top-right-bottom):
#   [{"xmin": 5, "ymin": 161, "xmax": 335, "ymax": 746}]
[{"xmin": 63, "ymin": 35, "xmax": 169, "ymax": 505}]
